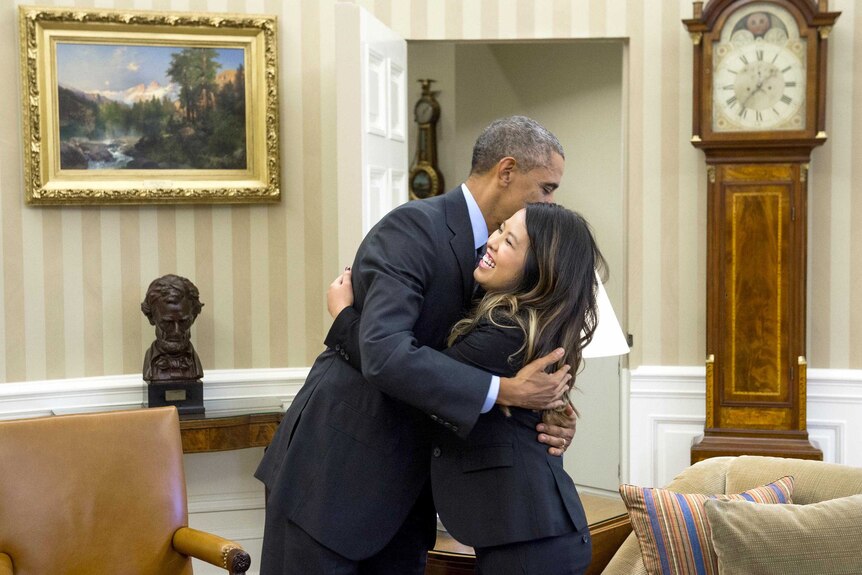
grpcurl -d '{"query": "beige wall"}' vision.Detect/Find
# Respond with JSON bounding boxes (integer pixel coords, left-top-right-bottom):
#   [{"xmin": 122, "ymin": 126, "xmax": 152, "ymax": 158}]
[{"xmin": 1, "ymin": 0, "xmax": 859, "ymax": 384}]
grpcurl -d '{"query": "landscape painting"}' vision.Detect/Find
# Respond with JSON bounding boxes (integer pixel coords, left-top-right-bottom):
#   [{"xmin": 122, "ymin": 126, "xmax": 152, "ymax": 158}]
[
  {"xmin": 19, "ymin": 6, "xmax": 280, "ymax": 205},
  {"xmin": 56, "ymin": 43, "xmax": 247, "ymax": 171}
]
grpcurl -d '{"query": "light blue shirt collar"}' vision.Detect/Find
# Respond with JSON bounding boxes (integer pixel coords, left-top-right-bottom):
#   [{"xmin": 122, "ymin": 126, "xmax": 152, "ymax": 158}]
[{"xmin": 461, "ymin": 183, "xmax": 488, "ymax": 251}]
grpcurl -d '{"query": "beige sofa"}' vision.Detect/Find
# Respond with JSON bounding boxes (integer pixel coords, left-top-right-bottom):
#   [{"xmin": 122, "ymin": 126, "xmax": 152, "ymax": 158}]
[{"xmin": 603, "ymin": 455, "xmax": 862, "ymax": 575}]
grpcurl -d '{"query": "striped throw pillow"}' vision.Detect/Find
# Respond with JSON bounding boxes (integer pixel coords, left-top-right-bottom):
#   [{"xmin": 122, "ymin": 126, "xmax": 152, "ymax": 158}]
[{"xmin": 619, "ymin": 476, "xmax": 794, "ymax": 575}]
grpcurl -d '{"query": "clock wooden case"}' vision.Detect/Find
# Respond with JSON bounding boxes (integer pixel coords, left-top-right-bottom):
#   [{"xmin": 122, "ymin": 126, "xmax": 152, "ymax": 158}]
[
  {"xmin": 683, "ymin": 0, "xmax": 839, "ymax": 463},
  {"xmin": 409, "ymin": 79, "xmax": 445, "ymax": 200}
]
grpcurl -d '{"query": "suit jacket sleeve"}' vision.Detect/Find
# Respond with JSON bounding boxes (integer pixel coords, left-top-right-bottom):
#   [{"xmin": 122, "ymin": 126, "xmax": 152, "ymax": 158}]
[
  {"xmin": 442, "ymin": 317, "xmax": 524, "ymax": 378},
  {"xmin": 327, "ymin": 204, "xmax": 492, "ymax": 439},
  {"xmin": 324, "ymin": 306, "xmax": 363, "ymax": 372},
  {"xmin": 326, "ymin": 312, "xmax": 523, "ymax": 399}
]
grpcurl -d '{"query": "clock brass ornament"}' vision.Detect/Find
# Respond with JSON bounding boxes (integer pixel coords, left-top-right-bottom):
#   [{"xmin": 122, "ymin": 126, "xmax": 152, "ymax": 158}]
[
  {"xmin": 683, "ymin": 0, "xmax": 839, "ymax": 463},
  {"xmin": 408, "ymin": 79, "xmax": 445, "ymax": 200}
]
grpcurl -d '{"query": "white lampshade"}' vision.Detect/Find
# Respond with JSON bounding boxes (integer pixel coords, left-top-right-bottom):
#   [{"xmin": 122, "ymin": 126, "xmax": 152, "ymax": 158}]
[{"xmin": 582, "ymin": 273, "xmax": 630, "ymax": 358}]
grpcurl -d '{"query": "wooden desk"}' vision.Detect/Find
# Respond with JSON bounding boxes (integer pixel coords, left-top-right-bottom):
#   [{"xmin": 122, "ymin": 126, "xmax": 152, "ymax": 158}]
[
  {"xmin": 179, "ymin": 411, "xmax": 283, "ymax": 453},
  {"xmin": 426, "ymin": 492, "xmax": 631, "ymax": 575}
]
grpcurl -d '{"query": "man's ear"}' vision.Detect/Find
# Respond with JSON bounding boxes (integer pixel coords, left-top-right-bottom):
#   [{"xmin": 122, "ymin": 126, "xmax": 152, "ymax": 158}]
[{"xmin": 496, "ymin": 157, "xmax": 517, "ymax": 186}]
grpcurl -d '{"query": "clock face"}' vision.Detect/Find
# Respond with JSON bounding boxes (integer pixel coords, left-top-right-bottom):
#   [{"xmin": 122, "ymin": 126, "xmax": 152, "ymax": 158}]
[
  {"xmin": 415, "ymin": 100, "xmax": 436, "ymax": 124},
  {"xmin": 712, "ymin": 3, "xmax": 807, "ymax": 132}
]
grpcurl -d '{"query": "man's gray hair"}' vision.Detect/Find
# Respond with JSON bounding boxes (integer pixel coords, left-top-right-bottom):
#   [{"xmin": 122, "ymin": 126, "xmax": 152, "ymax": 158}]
[{"xmin": 470, "ymin": 116, "xmax": 564, "ymax": 175}]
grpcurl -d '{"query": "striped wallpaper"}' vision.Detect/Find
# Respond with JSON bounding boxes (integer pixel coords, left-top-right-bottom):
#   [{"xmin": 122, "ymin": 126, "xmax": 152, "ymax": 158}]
[{"xmin": 0, "ymin": 0, "xmax": 859, "ymax": 383}]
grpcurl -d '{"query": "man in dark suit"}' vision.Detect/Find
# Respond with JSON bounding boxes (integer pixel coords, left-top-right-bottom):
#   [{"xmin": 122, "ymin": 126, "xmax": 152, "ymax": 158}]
[{"xmin": 255, "ymin": 116, "xmax": 576, "ymax": 574}]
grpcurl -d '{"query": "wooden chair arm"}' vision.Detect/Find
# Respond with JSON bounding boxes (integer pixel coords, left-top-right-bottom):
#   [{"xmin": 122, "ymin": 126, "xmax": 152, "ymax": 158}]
[
  {"xmin": 172, "ymin": 526, "xmax": 251, "ymax": 575},
  {"xmin": 0, "ymin": 552, "xmax": 13, "ymax": 575}
]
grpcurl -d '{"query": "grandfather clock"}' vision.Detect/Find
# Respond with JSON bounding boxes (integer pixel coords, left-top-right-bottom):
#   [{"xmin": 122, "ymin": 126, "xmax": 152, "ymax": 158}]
[
  {"xmin": 683, "ymin": 0, "xmax": 839, "ymax": 463},
  {"xmin": 409, "ymin": 79, "xmax": 445, "ymax": 200}
]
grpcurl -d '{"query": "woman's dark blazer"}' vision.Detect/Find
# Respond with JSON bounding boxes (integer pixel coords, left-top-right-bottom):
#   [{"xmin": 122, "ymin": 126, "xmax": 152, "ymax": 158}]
[{"xmin": 431, "ymin": 317, "xmax": 589, "ymax": 548}]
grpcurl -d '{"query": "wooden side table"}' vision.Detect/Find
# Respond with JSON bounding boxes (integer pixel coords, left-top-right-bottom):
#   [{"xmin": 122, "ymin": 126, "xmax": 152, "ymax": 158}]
[
  {"xmin": 426, "ymin": 493, "xmax": 631, "ymax": 575},
  {"xmin": 179, "ymin": 412, "xmax": 283, "ymax": 453},
  {"xmin": 587, "ymin": 510, "xmax": 633, "ymax": 574}
]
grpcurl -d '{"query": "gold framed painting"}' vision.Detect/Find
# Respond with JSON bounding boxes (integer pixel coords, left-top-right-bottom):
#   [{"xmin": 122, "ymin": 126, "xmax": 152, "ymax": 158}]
[{"xmin": 19, "ymin": 6, "xmax": 280, "ymax": 205}]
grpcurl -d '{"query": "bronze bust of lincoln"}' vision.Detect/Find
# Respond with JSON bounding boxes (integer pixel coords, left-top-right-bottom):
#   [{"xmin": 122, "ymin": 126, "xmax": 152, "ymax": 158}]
[{"xmin": 141, "ymin": 274, "xmax": 204, "ymax": 383}]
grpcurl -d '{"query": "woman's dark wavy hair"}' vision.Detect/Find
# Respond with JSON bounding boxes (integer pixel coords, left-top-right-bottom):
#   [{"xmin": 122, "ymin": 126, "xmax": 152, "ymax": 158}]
[{"xmin": 449, "ymin": 202, "xmax": 607, "ymax": 425}]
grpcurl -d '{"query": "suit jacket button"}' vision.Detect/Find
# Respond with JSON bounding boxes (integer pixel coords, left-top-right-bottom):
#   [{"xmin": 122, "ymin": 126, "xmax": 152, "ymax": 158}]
[
  {"xmin": 451, "ymin": 425, "xmax": 459, "ymax": 432},
  {"xmin": 431, "ymin": 414, "xmax": 439, "ymax": 421},
  {"xmin": 432, "ymin": 447, "xmax": 442, "ymax": 457},
  {"xmin": 335, "ymin": 344, "xmax": 342, "ymax": 351},
  {"xmin": 344, "ymin": 353, "xmax": 350, "ymax": 361}
]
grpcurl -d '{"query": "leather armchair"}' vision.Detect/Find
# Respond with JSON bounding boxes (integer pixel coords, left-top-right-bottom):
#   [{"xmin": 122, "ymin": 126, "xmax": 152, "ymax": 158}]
[{"xmin": 0, "ymin": 407, "xmax": 251, "ymax": 575}]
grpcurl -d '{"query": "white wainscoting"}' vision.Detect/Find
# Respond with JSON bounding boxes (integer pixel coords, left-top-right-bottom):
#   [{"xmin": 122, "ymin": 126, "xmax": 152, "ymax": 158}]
[
  {"xmin": 627, "ymin": 366, "xmax": 862, "ymax": 488},
  {"xmin": 0, "ymin": 368, "xmax": 308, "ymax": 575},
  {"xmin": 5, "ymin": 365, "xmax": 862, "ymax": 574}
]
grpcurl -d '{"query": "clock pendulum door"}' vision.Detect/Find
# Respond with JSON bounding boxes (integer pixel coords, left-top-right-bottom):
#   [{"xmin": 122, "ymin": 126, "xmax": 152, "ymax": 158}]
[{"xmin": 696, "ymin": 161, "xmax": 819, "ymax": 461}]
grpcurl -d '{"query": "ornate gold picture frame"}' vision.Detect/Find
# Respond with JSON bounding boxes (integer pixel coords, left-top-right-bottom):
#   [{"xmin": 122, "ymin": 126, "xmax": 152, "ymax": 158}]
[{"xmin": 19, "ymin": 6, "xmax": 279, "ymax": 205}]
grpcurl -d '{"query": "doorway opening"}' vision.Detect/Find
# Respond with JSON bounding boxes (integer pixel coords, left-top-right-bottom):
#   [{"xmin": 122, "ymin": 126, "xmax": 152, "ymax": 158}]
[{"xmin": 407, "ymin": 40, "xmax": 628, "ymax": 495}]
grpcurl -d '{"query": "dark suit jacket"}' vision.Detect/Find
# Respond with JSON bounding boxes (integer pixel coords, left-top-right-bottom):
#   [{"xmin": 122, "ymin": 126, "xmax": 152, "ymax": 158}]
[
  {"xmin": 255, "ymin": 189, "xmax": 492, "ymax": 560},
  {"xmin": 433, "ymin": 317, "xmax": 589, "ymax": 548},
  {"xmin": 330, "ymin": 304, "xmax": 589, "ymax": 550}
]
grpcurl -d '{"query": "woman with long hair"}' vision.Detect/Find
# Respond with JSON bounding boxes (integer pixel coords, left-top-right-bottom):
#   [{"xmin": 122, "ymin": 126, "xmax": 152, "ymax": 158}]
[{"xmin": 329, "ymin": 201, "xmax": 606, "ymax": 574}]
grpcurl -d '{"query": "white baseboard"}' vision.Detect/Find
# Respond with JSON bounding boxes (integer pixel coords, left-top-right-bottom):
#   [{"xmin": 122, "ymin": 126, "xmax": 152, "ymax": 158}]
[
  {"xmin": 188, "ymin": 491, "xmax": 265, "ymax": 514},
  {"xmin": 576, "ymin": 484, "xmax": 623, "ymax": 499},
  {"xmin": 627, "ymin": 365, "xmax": 862, "ymax": 487}
]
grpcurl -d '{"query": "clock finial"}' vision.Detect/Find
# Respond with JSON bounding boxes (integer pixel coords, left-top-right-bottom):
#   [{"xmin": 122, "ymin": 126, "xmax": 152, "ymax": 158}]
[{"xmin": 418, "ymin": 78, "xmax": 435, "ymax": 95}]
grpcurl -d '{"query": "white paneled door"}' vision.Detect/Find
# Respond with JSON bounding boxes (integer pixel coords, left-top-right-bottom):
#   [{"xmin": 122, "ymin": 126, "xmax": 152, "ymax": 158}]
[{"xmin": 336, "ymin": 3, "xmax": 408, "ymax": 265}]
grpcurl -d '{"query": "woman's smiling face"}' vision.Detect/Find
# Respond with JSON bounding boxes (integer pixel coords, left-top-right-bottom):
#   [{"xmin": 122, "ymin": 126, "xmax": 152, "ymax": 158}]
[{"xmin": 474, "ymin": 208, "xmax": 530, "ymax": 293}]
